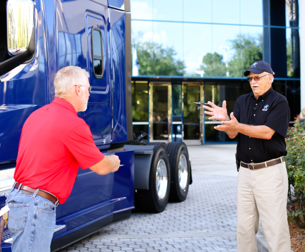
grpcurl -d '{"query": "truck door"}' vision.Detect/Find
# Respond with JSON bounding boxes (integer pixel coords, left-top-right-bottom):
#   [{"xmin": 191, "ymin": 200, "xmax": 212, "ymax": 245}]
[
  {"xmin": 56, "ymin": 6, "xmax": 114, "ymax": 225},
  {"xmin": 84, "ymin": 12, "xmax": 111, "ymax": 147}
]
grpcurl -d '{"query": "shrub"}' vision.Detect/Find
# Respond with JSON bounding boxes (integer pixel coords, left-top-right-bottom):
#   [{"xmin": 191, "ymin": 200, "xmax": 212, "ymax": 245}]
[{"xmin": 286, "ymin": 116, "xmax": 305, "ymax": 227}]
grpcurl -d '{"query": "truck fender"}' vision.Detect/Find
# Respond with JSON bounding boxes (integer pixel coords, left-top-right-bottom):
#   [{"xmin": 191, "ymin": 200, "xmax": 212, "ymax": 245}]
[{"xmin": 123, "ymin": 145, "xmax": 154, "ymax": 190}]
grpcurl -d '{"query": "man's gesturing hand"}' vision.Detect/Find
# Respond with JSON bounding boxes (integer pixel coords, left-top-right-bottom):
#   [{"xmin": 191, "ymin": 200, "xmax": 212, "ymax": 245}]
[
  {"xmin": 214, "ymin": 112, "xmax": 239, "ymax": 132},
  {"xmin": 202, "ymin": 100, "xmax": 229, "ymax": 121}
]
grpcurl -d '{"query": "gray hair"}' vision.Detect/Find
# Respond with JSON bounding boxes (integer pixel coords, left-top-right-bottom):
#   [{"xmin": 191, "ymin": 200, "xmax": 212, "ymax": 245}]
[{"xmin": 54, "ymin": 66, "xmax": 89, "ymax": 98}]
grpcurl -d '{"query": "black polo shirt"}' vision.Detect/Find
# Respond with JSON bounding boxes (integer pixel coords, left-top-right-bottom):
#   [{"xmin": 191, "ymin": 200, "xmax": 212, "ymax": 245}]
[{"xmin": 233, "ymin": 88, "xmax": 290, "ymax": 163}]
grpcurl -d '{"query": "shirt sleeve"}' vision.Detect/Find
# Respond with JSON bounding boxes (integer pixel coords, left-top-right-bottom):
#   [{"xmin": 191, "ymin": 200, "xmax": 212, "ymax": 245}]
[
  {"xmin": 265, "ymin": 97, "xmax": 290, "ymax": 138},
  {"xmin": 64, "ymin": 124, "xmax": 105, "ymax": 169}
]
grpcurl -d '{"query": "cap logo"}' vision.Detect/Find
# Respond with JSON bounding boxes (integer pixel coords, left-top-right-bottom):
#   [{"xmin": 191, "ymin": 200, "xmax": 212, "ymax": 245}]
[{"xmin": 252, "ymin": 62, "xmax": 258, "ymax": 67}]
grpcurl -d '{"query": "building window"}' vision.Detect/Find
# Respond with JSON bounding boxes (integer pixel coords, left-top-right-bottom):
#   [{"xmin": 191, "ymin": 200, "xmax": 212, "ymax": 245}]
[
  {"xmin": 183, "ymin": 84, "xmax": 201, "ymax": 140},
  {"xmin": 132, "ymin": 81, "xmax": 149, "ymax": 138}
]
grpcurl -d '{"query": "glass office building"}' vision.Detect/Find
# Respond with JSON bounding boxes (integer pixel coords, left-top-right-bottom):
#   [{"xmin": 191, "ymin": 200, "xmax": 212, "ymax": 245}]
[{"xmin": 130, "ymin": 0, "xmax": 300, "ymax": 144}]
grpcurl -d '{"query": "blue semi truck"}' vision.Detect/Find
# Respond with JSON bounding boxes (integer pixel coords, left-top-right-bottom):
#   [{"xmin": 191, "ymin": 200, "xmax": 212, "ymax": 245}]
[{"xmin": 0, "ymin": 0, "xmax": 192, "ymax": 251}]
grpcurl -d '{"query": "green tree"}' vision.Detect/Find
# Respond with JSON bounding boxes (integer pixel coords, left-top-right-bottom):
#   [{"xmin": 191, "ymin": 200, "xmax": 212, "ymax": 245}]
[
  {"xmin": 198, "ymin": 52, "xmax": 226, "ymax": 77},
  {"xmin": 135, "ymin": 41, "xmax": 185, "ymax": 76},
  {"xmin": 287, "ymin": 38, "xmax": 294, "ymax": 77},
  {"xmin": 7, "ymin": 8, "xmax": 17, "ymax": 49},
  {"xmin": 17, "ymin": 6, "xmax": 25, "ymax": 48},
  {"xmin": 228, "ymin": 34, "xmax": 263, "ymax": 77}
]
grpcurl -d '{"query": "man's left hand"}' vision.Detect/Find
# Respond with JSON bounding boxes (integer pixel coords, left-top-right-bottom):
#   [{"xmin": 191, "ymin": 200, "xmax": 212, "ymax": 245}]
[{"xmin": 214, "ymin": 112, "xmax": 239, "ymax": 132}]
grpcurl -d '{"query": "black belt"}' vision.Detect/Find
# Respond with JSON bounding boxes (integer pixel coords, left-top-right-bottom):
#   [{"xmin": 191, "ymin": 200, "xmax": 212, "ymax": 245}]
[
  {"xmin": 240, "ymin": 157, "xmax": 285, "ymax": 170},
  {"xmin": 14, "ymin": 183, "xmax": 59, "ymax": 206}
]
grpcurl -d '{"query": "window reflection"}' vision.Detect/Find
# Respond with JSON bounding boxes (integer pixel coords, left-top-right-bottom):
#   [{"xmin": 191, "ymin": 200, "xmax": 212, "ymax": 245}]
[
  {"xmin": 205, "ymin": 124, "xmax": 233, "ymax": 143},
  {"xmin": 204, "ymin": 82, "xmax": 240, "ymax": 143},
  {"xmin": 240, "ymin": 0, "xmax": 262, "ymax": 25},
  {"xmin": 93, "ymin": 30, "xmax": 102, "ymax": 57},
  {"xmin": 212, "ymin": 0, "xmax": 240, "ymax": 24},
  {"xmin": 151, "ymin": 85, "xmax": 169, "ymax": 140},
  {"xmin": 235, "ymin": 26, "xmax": 263, "ymax": 76},
  {"xmin": 92, "ymin": 28, "xmax": 103, "ymax": 78},
  {"xmin": 286, "ymin": 0, "xmax": 300, "ymax": 78},
  {"xmin": 197, "ymin": 25, "xmax": 240, "ymax": 77},
  {"xmin": 132, "ymin": 82, "xmax": 149, "ymax": 122},
  {"xmin": 286, "ymin": 80, "xmax": 300, "ymax": 122},
  {"xmin": 7, "ymin": 0, "xmax": 34, "ymax": 56},
  {"xmin": 132, "ymin": 81, "xmax": 149, "ymax": 140},
  {"xmin": 154, "ymin": 0, "xmax": 183, "ymax": 21},
  {"xmin": 272, "ymin": 80, "xmax": 286, "ymax": 96},
  {"xmin": 131, "ymin": 21, "xmax": 153, "ymax": 44},
  {"xmin": 130, "ymin": 0, "xmax": 153, "ymax": 20},
  {"xmin": 286, "ymin": 28, "xmax": 294, "ymax": 77},
  {"xmin": 183, "ymin": 0, "xmax": 212, "ymax": 23},
  {"xmin": 184, "ymin": 23, "xmax": 212, "ymax": 76},
  {"xmin": 132, "ymin": 20, "xmax": 264, "ymax": 77},
  {"xmin": 172, "ymin": 85, "xmax": 182, "ymax": 116},
  {"xmin": 183, "ymin": 84, "xmax": 200, "ymax": 140},
  {"xmin": 152, "ymin": 22, "xmax": 183, "ymax": 76},
  {"xmin": 133, "ymin": 21, "xmax": 184, "ymax": 76},
  {"xmin": 130, "ymin": 0, "xmax": 298, "ymax": 79},
  {"xmin": 94, "ymin": 59, "xmax": 102, "ymax": 75}
]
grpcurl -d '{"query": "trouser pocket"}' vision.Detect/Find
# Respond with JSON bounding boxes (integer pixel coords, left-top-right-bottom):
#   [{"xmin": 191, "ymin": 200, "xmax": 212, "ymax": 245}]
[{"xmin": 8, "ymin": 201, "xmax": 29, "ymax": 232}]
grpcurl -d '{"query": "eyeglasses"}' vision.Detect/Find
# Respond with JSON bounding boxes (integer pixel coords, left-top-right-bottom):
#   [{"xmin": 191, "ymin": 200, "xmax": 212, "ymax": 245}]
[
  {"xmin": 74, "ymin": 85, "xmax": 92, "ymax": 92},
  {"xmin": 247, "ymin": 74, "xmax": 270, "ymax": 83}
]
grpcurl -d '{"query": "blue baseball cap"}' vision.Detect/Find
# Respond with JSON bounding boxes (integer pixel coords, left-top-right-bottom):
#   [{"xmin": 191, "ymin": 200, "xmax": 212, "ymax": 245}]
[{"xmin": 243, "ymin": 60, "xmax": 275, "ymax": 76}]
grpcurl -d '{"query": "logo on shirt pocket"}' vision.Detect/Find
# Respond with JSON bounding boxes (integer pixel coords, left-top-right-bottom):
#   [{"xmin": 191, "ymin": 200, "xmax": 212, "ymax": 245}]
[{"xmin": 262, "ymin": 105, "xmax": 269, "ymax": 111}]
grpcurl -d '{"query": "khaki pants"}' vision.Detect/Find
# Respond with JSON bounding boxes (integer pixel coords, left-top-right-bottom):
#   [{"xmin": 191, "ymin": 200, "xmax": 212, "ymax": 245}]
[{"xmin": 237, "ymin": 161, "xmax": 291, "ymax": 252}]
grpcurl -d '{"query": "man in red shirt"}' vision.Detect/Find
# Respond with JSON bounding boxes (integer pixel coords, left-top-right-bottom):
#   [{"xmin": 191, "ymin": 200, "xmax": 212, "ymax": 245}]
[{"xmin": 6, "ymin": 66, "xmax": 120, "ymax": 252}]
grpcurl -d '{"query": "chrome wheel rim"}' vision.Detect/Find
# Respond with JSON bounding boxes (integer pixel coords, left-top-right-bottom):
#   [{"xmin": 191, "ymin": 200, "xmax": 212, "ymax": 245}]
[
  {"xmin": 178, "ymin": 154, "xmax": 188, "ymax": 190},
  {"xmin": 156, "ymin": 159, "xmax": 168, "ymax": 200}
]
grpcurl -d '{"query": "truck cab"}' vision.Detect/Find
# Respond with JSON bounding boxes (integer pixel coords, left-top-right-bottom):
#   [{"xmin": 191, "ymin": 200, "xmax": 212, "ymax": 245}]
[{"xmin": 0, "ymin": 1, "xmax": 191, "ymax": 251}]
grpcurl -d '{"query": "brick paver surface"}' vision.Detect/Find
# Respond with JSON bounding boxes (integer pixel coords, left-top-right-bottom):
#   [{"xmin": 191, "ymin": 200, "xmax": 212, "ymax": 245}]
[{"xmin": 58, "ymin": 145, "xmax": 239, "ymax": 252}]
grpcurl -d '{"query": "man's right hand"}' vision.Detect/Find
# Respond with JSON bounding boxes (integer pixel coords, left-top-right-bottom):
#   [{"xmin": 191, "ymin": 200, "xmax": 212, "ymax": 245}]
[
  {"xmin": 109, "ymin": 155, "xmax": 120, "ymax": 172},
  {"xmin": 90, "ymin": 154, "xmax": 121, "ymax": 175},
  {"xmin": 202, "ymin": 100, "xmax": 229, "ymax": 122}
]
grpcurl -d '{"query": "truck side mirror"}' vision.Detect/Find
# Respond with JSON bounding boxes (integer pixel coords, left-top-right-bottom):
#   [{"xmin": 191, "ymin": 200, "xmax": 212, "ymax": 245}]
[
  {"xmin": 7, "ymin": 0, "xmax": 34, "ymax": 56},
  {"xmin": 0, "ymin": 0, "xmax": 34, "ymax": 76}
]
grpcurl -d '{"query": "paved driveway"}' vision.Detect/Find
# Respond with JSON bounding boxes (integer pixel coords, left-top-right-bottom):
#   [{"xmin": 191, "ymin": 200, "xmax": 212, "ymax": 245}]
[{"xmin": 58, "ymin": 144, "xmax": 243, "ymax": 252}]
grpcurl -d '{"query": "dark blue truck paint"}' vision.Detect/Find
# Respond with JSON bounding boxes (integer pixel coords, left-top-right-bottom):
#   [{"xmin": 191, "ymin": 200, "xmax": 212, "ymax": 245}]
[
  {"xmin": 0, "ymin": 0, "xmax": 191, "ymax": 250},
  {"xmin": 0, "ymin": 0, "xmax": 135, "ymax": 251}
]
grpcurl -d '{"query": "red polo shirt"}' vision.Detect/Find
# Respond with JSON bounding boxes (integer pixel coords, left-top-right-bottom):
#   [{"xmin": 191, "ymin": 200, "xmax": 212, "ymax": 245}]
[{"xmin": 14, "ymin": 97, "xmax": 105, "ymax": 204}]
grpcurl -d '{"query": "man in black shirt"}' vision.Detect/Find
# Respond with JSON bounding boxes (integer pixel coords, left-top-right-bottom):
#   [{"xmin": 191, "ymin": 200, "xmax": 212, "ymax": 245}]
[{"xmin": 203, "ymin": 61, "xmax": 291, "ymax": 252}]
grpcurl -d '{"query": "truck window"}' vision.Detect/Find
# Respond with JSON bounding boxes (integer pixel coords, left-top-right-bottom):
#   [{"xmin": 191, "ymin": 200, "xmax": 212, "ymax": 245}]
[{"xmin": 92, "ymin": 28, "xmax": 104, "ymax": 78}]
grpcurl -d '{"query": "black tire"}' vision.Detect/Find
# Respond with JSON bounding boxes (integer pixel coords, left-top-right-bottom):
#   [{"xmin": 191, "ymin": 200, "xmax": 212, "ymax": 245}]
[
  {"xmin": 134, "ymin": 143, "xmax": 170, "ymax": 213},
  {"xmin": 166, "ymin": 142, "xmax": 190, "ymax": 202}
]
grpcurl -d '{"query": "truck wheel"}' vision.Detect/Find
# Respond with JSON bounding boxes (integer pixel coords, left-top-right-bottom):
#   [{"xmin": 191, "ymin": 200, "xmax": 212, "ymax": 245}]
[
  {"xmin": 166, "ymin": 142, "xmax": 190, "ymax": 202},
  {"xmin": 135, "ymin": 143, "xmax": 170, "ymax": 213}
]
